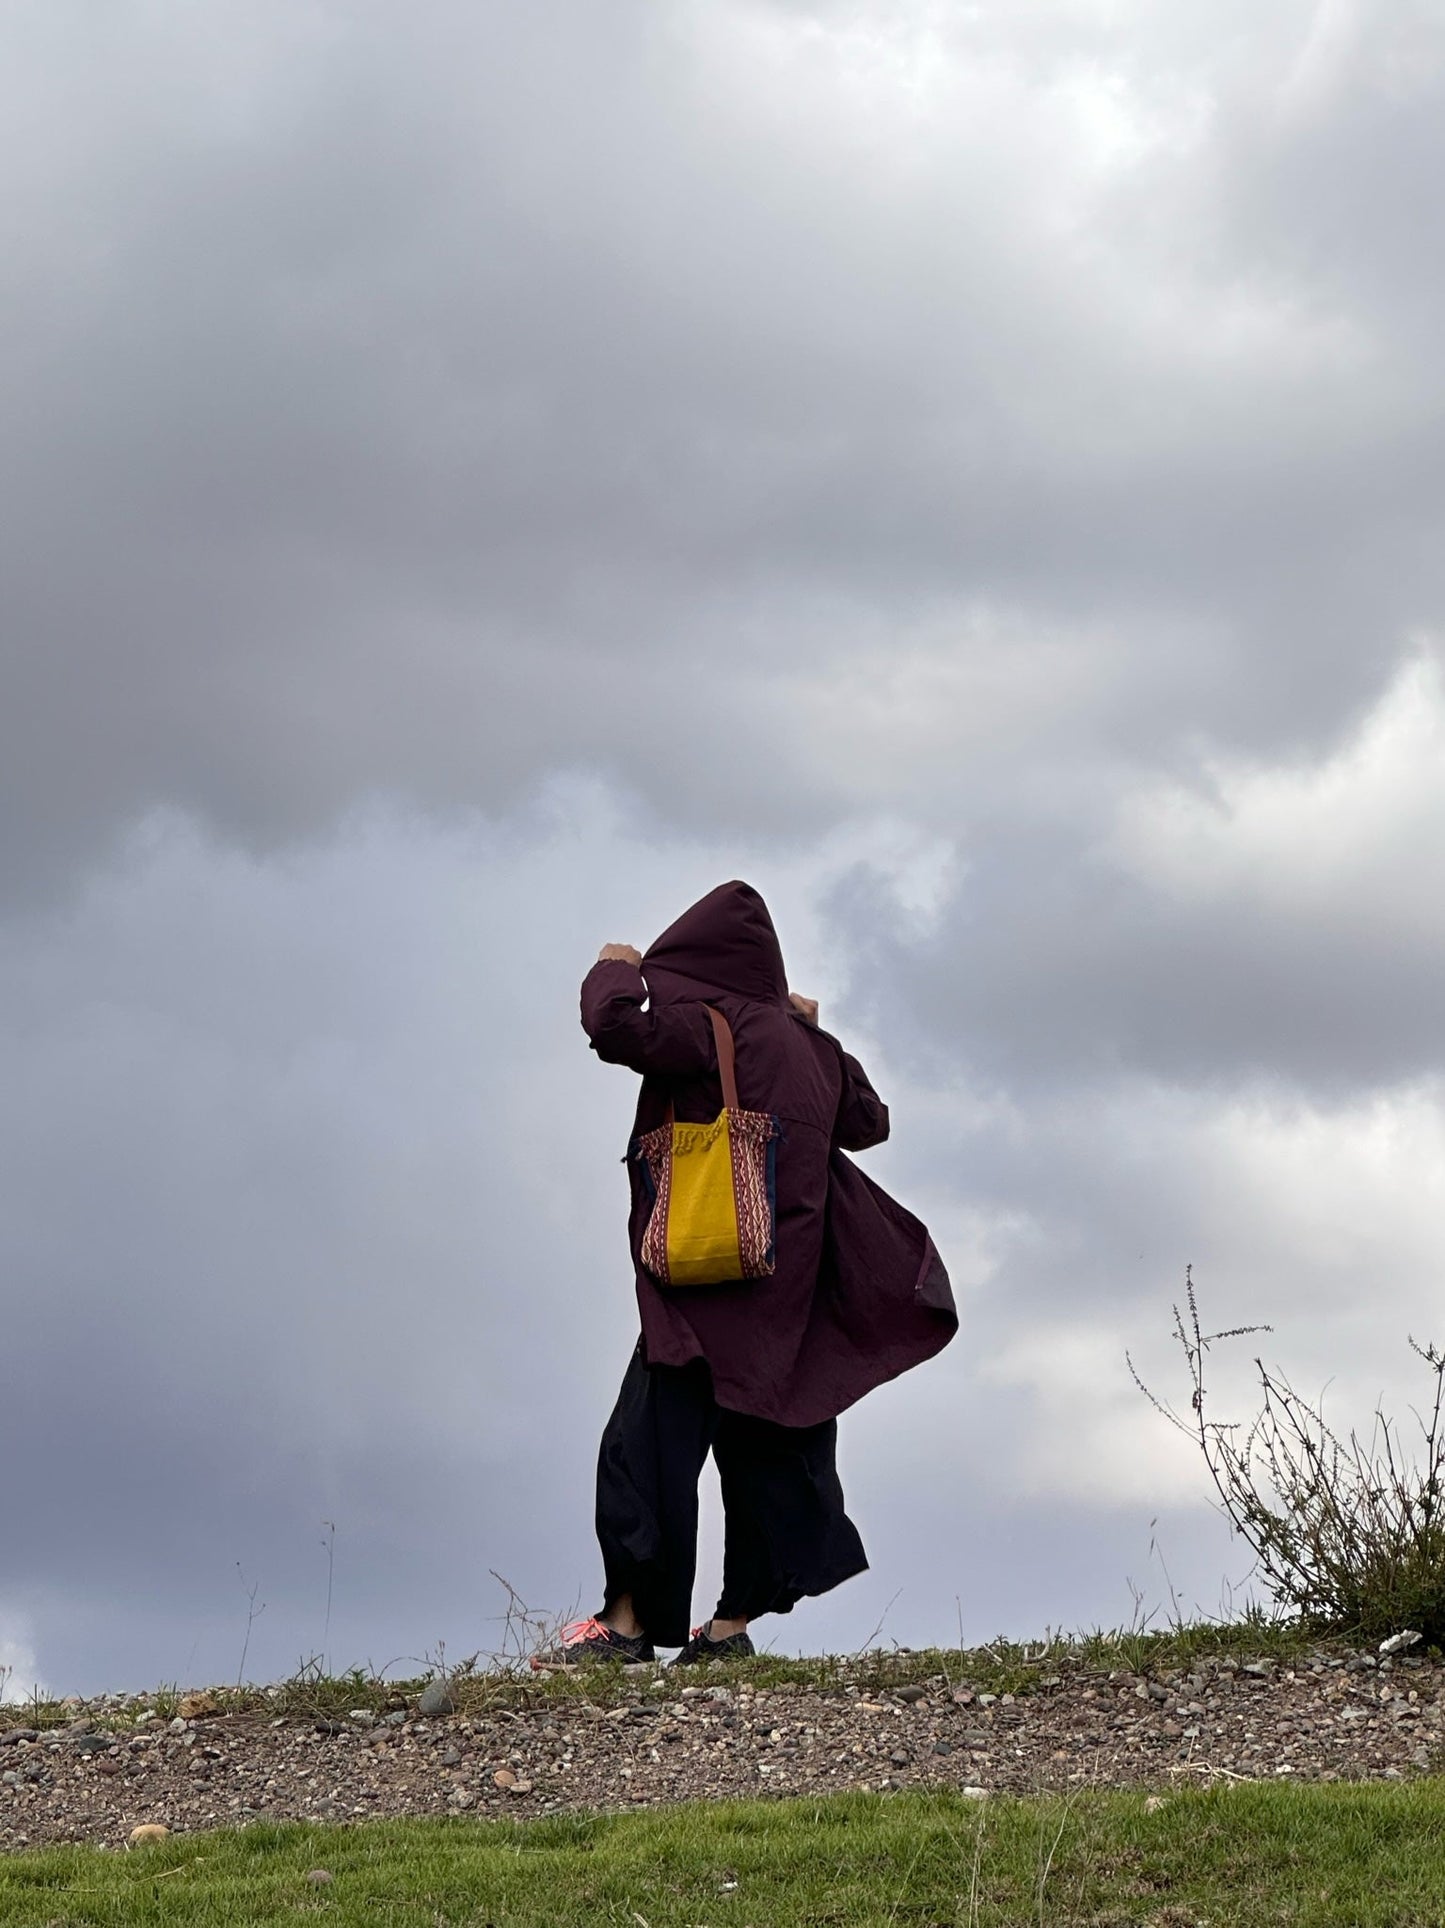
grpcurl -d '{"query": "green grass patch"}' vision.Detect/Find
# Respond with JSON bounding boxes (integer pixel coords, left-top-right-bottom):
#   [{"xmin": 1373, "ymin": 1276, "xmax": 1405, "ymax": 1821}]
[{"xmin": 7, "ymin": 1782, "xmax": 1445, "ymax": 1926}]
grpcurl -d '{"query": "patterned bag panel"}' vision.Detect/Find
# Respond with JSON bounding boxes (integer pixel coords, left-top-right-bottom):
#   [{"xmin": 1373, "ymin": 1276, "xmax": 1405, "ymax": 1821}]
[{"xmin": 635, "ymin": 1106, "xmax": 780, "ymax": 1287}]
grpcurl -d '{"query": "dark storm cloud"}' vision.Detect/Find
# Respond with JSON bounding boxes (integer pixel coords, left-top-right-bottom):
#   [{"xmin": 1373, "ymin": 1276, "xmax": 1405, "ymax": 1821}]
[{"xmin": 6, "ymin": 0, "xmax": 1445, "ymax": 896}]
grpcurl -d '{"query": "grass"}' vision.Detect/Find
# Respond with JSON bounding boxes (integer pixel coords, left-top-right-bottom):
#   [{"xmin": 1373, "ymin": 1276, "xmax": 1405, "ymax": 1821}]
[
  {"xmin": 7, "ymin": 1782, "xmax": 1445, "ymax": 1925},
  {"xmin": 0, "ymin": 1617, "xmax": 1338, "ymax": 1736}
]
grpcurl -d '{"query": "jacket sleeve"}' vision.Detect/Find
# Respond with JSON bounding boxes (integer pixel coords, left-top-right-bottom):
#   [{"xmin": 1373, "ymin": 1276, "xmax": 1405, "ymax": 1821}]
[
  {"xmin": 834, "ymin": 1050, "xmax": 890, "ymax": 1151},
  {"xmin": 580, "ymin": 960, "xmax": 716, "ymax": 1077}
]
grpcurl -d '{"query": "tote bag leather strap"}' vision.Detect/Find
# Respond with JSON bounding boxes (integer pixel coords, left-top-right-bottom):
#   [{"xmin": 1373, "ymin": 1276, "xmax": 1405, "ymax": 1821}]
[
  {"xmin": 664, "ymin": 1004, "xmax": 740, "ymax": 1122},
  {"xmin": 704, "ymin": 1005, "xmax": 740, "ymax": 1110}
]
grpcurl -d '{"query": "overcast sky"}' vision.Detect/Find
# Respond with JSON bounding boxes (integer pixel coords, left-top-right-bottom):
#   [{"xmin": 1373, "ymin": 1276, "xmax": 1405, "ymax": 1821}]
[{"xmin": 5, "ymin": 0, "xmax": 1445, "ymax": 1698}]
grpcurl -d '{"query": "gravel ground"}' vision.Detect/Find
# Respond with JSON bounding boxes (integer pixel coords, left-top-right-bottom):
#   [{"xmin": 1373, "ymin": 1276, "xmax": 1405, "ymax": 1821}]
[{"xmin": 3, "ymin": 1646, "xmax": 1441, "ymax": 1852}]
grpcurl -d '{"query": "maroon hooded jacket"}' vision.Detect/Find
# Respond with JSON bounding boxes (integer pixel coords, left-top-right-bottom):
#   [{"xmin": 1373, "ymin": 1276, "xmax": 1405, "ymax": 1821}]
[{"xmin": 580, "ymin": 880, "xmax": 957, "ymax": 1427}]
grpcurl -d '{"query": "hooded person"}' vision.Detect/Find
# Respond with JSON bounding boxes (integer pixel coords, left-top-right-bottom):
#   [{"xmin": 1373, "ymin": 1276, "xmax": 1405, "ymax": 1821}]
[{"xmin": 542, "ymin": 880, "xmax": 957, "ymax": 1668}]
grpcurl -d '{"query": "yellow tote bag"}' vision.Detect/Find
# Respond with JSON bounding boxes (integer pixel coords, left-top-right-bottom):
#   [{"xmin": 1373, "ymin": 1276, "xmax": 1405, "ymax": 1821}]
[{"xmin": 633, "ymin": 1007, "xmax": 780, "ymax": 1287}]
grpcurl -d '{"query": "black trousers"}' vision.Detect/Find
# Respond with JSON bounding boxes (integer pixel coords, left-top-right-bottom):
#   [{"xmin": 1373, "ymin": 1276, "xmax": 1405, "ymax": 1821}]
[{"xmin": 595, "ymin": 1342, "xmax": 868, "ymax": 1648}]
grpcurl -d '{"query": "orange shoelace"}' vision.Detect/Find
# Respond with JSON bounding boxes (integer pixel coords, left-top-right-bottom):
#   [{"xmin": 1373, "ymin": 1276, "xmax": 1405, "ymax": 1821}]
[{"xmin": 558, "ymin": 1617, "xmax": 612, "ymax": 1647}]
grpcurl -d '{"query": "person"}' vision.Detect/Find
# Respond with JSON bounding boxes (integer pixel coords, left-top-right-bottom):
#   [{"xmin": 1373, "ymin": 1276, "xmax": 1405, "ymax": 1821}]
[{"xmin": 542, "ymin": 880, "xmax": 957, "ymax": 1667}]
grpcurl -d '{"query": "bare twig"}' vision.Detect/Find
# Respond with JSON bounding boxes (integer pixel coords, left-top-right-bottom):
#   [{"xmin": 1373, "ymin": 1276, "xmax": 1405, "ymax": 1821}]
[{"xmin": 235, "ymin": 1566, "xmax": 266, "ymax": 1689}]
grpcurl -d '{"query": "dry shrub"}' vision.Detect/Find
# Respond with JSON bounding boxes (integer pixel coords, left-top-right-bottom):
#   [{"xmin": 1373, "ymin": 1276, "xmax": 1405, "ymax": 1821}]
[{"xmin": 1130, "ymin": 1269, "xmax": 1445, "ymax": 1645}]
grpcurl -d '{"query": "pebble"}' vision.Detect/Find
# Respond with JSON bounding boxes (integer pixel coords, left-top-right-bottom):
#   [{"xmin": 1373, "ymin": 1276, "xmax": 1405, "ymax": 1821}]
[
  {"xmin": 178, "ymin": 1694, "xmax": 216, "ymax": 1720},
  {"xmin": 1380, "ymin": 1631, "xmax": 1424, "ymax": 1656},
  {"xmin": 127, "ymin": 1825, "xmax": 171, "ymax": 1848},
  {"xmin": 417, "ymin": 1680, "xmax": 458, "ymax": 1718},
  {"xmin": 305, "ymin": 1869, "xmax": 334, "ymax": 1886}
]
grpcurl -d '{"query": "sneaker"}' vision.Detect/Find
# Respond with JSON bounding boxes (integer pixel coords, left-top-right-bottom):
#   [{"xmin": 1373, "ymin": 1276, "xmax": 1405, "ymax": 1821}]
[
  {"xmin": 529, "ymin": 1617, "xmax": 655, "ymax": 1670},
  {"xmin": 671, "ymin": 1621, "xmax": 755, "ymax": 1665}
]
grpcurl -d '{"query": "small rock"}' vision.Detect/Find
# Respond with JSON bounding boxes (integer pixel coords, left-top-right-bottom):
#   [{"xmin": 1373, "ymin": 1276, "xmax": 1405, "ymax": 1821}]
[
  {"xmin": 493, "ymin": 1767, "xmax": 516, "ymax": 1788},
  {"xmin": 382, "ymin": 1709, "xmax": 407, "ymax": 1727},
  {"xmin": 305, "ymin": 1869, "xmax": 334, "ymax": 1887},
  {"xmin": 1380, "ymin": 1631, "xmax": 1424, "ymax": 1656},
  {"xmin": 1240, "ymin": 1662, "xmax": 1274, "ymax": 1679},
  {"xmin": 177, "ymin": 1693, "xmax": 216, "ymax": 1720},
  {"xmin": 0, "ymin": 1728, "xmax": 38, "ymax": 1746},
  {"xmin": 976, "ymin": 1693, "xmax": 997, "ymax": 1708},
  {"xmin": 507, "ymin": 1778, "xmax": 534, "ymax": 1795},
  {"xmin": 622, "ymin": 1663, "xmax": 654, "ymax": 1678},
  {"xmin": 932, "ymin": 1740, "xmax": 953, "ymax": 1755},
  {"xmin": 314, "ymin": 1718, "xmax": 347, "ymax": 1736},
  {"xmin": 893, "ymin": 1685, "xmax": 926, "ymax": 1704},
  {"xmin": 1144, "ymin": 1795, "xmax": 1169, "ymax": 1814},
  {"xmin": 127, "ymin": 1824, "xmax": 171, "ymax": 1848},
  {"xmin": 168, "ymin": 1717, "xmax": 188, "ymax": 1734},
  {"xmin": 72, "ymin": 1733, "xmax": 113, "ymax": 1755},
  {"xmin": 960, "ymin": 1785, "xmax": 990, "ymax": 1800},
  {"xmin": 418, "ymin": 1680, "xmax": 458, "ymax": 1718},
  {"xmin": 440, "ymin": 1746, "xmax": 462, "ymax": 1767},
  {"xmin": 348, "ymin": 1709, "xmax": 375, "ymax": 1726}
]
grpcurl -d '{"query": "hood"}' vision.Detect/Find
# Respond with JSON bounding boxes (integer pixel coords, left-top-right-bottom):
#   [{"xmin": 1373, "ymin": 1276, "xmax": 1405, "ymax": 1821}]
[{"xmin": 642, "ymin": 880, "xmax": 789, "ymax": 1006}]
